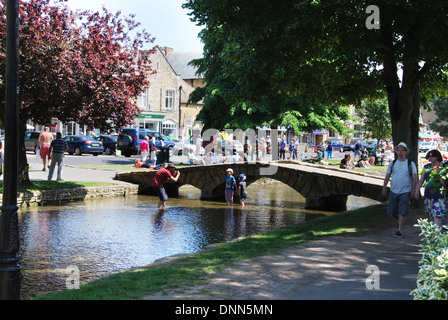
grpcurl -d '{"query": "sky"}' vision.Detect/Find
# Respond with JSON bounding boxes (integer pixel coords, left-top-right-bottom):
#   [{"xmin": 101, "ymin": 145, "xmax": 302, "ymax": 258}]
[{"xmin": 64, "ymin": 0, "xmax": 204, "ymax": 52}]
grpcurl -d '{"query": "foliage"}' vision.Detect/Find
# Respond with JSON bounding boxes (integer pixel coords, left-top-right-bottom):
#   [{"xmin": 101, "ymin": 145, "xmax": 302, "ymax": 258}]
[
  {"xmin": 0, "ymin": 0, "xmax": 154, "ymax": 184},
  {"xmin": 0, "ymin": 0, "xmax": 154, "ymax": 130},
  {"xmin": 411, "ymin": 219, "xmax": 448, "ymax": 300},
  {"xmin": 357, "ymin": 98, "xmax": 392, "ymax": 141},
  {"xmin": 184, "ymin": 0, "xmax": 448, "ymax": 161},
  {"xmin": 421, "ymin": 164, "xmax": 448, "ymax": 195},
  {"xmin": 429, "ymin": 97, "xmax": 448, "ymax": 138},
  {"xmin": 185, "ymin": 1, "xmax": 353, "ymax": 134}
]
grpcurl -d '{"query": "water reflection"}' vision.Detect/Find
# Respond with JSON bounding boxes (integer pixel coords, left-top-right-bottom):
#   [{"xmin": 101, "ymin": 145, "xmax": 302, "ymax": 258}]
[{"xmin": 18, "ymin": 182, "xmax": 379, "ymax": 298}]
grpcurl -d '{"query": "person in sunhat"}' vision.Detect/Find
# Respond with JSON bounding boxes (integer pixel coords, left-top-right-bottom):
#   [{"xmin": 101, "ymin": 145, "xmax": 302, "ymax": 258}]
[
  {"xmin": 381, "ymin": 142, "xmax": 418, "ymax": 237},
  {"xmin": 225, "ymin": 168, "xmax": 237, "ymax": 205}
]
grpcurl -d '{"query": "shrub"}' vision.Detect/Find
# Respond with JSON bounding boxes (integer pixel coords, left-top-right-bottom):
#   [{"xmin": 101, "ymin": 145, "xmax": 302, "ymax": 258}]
[{"xmin": 411, "ymin": 219, "xmax": 448, "ymax": 300}]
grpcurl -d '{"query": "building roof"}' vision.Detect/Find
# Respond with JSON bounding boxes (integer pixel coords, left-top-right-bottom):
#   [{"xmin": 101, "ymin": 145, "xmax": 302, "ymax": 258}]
[{"xmin": 166, "ymin": 51, "xmax": 203, "ymax": 80}]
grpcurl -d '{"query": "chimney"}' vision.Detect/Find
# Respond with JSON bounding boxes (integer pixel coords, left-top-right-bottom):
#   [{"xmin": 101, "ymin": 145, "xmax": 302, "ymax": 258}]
[{"xmin": 161, "ymin": 47, "xmax": 173, "ymax": 57}]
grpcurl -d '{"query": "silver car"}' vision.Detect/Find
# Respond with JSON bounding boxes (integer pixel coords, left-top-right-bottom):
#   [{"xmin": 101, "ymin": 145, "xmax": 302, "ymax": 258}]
[{"xmin": 24, "ymin": 131, "xmax": 41, "ymax": 153}]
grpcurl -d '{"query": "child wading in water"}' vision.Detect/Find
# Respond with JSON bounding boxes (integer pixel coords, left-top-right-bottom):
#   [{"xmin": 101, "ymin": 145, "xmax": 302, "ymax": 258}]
[
  {"xmin": 225, "ymin": 168, "xmax": 237, "ymax": 205},
  {"xmin": 238, "ymin": 174, "xmax": 247, "ymax": 207}
]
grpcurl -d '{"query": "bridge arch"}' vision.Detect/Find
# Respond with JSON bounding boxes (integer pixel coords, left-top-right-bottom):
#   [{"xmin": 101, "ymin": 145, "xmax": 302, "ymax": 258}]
[{"xmin": 115, "ymin": 162, "xmax": 386, "ymax": 211}]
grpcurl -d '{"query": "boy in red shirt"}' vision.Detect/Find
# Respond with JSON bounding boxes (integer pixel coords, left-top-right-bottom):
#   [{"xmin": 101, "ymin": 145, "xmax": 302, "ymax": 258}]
[{"xmin": 151, "ymin": 163, "xmax": 180, "ymax": 210}]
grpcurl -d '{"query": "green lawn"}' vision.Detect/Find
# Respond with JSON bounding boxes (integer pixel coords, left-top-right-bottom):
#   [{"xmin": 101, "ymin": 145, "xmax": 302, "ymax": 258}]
[{"xmin": 0, "ymin": 180, "xmax": 117, "ymax": 194}]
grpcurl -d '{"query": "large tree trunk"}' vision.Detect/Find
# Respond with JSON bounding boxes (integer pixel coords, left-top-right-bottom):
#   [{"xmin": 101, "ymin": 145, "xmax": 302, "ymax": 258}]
[
  {"xmin": 386, "ymin": 69, "xmax": 421, "ymax": 170},
  {"xmin": 381, "ymin": 17, "xmax": 423, "ymax": 170}
]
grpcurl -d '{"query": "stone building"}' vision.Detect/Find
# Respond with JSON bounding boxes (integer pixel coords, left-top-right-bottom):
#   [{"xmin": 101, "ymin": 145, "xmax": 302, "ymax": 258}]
[{"xmin": 132, "ymin": 46, "xmax": 204, "ymax": 139}]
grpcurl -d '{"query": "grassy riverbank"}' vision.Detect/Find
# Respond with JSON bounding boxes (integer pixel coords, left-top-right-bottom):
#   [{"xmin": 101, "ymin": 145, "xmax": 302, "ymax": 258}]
[
  {"xmin": 0, "ymin": 181, "xmax": 116, "ymax": 193},
  {"xmin": 36, "ymin": 202, "xmax": 400, "ymax": 300}
]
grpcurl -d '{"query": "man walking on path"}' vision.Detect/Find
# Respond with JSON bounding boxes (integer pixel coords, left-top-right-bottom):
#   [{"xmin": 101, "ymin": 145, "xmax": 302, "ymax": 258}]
[
  {"xmin": 47, "ymin": 132, "xmax": 68, "ymax": 181},
  {"xmin": 381, "ymin": 142, "xmax": 418, "ymax": 237}
]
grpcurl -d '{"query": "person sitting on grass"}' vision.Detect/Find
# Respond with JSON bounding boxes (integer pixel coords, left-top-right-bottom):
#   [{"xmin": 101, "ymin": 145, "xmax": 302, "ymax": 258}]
[
  {"xmin": 340, "ymin": 154, "xmax": 355, "ymax": 169},
  {"xmin": 356, "ymin": 155, "xmax": 373, "ymax": 168},
  {"xmin": 303, "ymin": 151, "xmax": 323, "ymax": 164}
]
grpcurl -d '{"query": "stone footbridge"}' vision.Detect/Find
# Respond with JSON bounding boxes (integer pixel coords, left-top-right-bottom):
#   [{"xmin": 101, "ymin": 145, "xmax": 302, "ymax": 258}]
[{"xmin": 114, "ymin": 162, "xmax": 387, "ymax": 211}]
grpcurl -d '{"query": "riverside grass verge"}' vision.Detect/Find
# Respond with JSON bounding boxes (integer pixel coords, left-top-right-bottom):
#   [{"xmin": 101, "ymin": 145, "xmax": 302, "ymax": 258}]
[
  {"xmin": 36, "ymin": 202, "xmax": 395, "ymax": 300},
  {"xmin": 0, "ymin": 180, "xmax": 117, "ymax": 193}
]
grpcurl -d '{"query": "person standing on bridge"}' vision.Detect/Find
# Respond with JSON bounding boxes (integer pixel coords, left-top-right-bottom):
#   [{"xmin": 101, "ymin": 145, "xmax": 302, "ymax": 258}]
[
  {"xmin": 381, "ymin": 142, "xmax": 418, "ymax": 237},
  {"xmin": 151, "ymin": 163, "xmax": 181, "ymax": 210}
]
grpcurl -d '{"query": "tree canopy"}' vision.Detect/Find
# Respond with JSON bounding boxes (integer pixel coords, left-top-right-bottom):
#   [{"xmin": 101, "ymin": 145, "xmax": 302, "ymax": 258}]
[
  {"xmin": 0, "ymin": 0, "xmax": 154, "ymax": 184},
  {"xmin": 184, "ymin": 0, "xmax": 448, "ymax": 163},
  {"xmin": 357, "ymin": 98, "xmax": 392, "ymax": 142}
]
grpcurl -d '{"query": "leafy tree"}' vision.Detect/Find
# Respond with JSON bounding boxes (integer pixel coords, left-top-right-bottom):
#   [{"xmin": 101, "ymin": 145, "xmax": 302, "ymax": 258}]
[
  {"xmin": 184, "ymin": 0, "xmax": 448, "ymax": 164},
  {"xmin": 357, "ymin": 98, "xmax": 392, "ymax": 142},
  {"xmin": 0, "ymin": 0, "xmax": 154, "ymax": 185},
  {"xmin": 186, "ymin": 1, "xmax": 352, "ymax": 136}
]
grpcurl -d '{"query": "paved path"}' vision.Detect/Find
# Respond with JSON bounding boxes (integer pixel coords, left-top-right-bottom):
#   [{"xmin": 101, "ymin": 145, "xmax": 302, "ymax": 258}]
[{"xmin": 27, "ymin": 165, "xmax": 131, "ymax": 184}]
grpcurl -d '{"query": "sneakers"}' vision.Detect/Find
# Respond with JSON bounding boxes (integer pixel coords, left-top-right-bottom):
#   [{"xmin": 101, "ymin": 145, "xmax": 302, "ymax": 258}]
[{"xmin": 393, "ymin": 230, "xmax": 402, "ymax": 238}]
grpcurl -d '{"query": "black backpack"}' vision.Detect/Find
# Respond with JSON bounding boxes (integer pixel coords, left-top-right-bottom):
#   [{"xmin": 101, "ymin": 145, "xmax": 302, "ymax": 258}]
[{"xmin": 390, "ymin": 159, "xmax": 413, "ymax": 177}]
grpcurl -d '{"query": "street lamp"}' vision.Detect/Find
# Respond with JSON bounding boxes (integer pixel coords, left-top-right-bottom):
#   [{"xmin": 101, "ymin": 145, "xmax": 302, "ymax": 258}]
[
  {"xmin": 178, "ymin": 86, "xmax": 182, "ymax": 138},
  {"xmin": 0, "ymin": 0, "xmax": 21, "ymax": 300}
]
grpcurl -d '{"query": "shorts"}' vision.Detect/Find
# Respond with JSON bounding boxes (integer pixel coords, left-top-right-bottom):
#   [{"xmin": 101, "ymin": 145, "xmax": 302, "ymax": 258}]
[
  {"xmin": 240, "ymin": 193, "xmax": 247, "ymax": 200},
  {"xmin": 387, "ymin": 191, "xmax": 411, "ymax": 217},
  {"xmin": 153, "ymin": 187, "xmax": 168, "ymax": 201},
  {"xmin": 424, "ymin": 198, "xmax": 447, "ymax": 218},
  {"xmin": 225, "ymin": 189, "xmax": 234, "ymax": 201},
  {"xmin": 40, "ymin": 144, "xmax": 51, "ymax": 159}
]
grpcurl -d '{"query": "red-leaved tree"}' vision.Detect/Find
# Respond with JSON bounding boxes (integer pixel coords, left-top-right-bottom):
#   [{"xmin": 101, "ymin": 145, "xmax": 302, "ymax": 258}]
[{"xmin": 0, "ymin": 0, "xmax": 154, "ymax": 185}]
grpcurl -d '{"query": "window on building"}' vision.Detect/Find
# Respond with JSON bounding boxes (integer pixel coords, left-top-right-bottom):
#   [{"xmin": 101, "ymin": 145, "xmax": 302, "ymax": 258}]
[
  {"xmin": 138, "ymin": 88, "xmax": 149, "ymax": 109},
  {"xmin": 165, "ymin": 89, "xmax": 175, "ymax": 109}
]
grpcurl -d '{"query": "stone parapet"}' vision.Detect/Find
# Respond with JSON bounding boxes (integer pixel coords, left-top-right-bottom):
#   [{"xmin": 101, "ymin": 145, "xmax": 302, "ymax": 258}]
[{"xmin": 2, "ymin": 184, "xmax": 139, "ymax": 207}]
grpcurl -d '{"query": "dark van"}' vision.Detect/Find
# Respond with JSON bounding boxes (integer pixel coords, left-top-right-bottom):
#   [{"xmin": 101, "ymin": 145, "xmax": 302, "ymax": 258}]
[{"xmin": 117, "ymin": 128, "xmax": 174, "ymax": 157}]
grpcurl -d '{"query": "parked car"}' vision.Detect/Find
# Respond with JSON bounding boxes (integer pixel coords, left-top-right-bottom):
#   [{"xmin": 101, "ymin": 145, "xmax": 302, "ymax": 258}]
[
  {"xmin": 24, "ymin": 131, "xmax": 41, "ymax": 153},
  {"xmin": 171, "ymin": 138, "xmax": 205, "ymax": 156},
  {"xmin": 325, "ymin": 139, "xmax": 344, "ymax": 152},
  {"xmin": 117, "ymin": 128, "xmax": 174, "ymax": 157},
  {"xmin": 94, "ymin": 135, "xmax": 117, "ymax": 155},
  {"xmin": 64, "ymin": 135, "xmax": 104, "ymax": 156},
  {"xmin": 343, "ymin": 140, "xmax": 368, "ymax": 152},
  {"xmin": 419, "ymin": 141, "xmax": 438, "ymax": 153}
]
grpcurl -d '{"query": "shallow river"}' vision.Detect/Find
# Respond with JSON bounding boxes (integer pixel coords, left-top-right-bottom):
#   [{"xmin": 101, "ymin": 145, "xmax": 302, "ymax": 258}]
[{"xmin": 18, "ymin": 181, "xmax": 380, "ymax": 298}]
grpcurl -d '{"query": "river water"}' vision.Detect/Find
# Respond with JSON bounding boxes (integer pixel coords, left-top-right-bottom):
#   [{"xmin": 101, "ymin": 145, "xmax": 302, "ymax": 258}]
[{"xmin": 18, "ymin": 180, "xmax": 380, "ymax": 298}]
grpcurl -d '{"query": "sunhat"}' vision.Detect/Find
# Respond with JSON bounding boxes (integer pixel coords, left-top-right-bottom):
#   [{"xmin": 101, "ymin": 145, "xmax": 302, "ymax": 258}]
[
  {"xmin": 395, "ymin": 142, "xmax": 409, "ymax": 152},
  {"xmin": 167, "ymin": 163, "xmax": 176, "ymax": 169},
  {"xmin": 238, "ymin": 174, "xmax": 246, "ymax": 181},
  {"xmin": 226, "ymin": 168, "xmax": 233, "ymax": 174}
]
